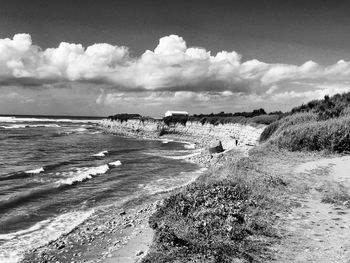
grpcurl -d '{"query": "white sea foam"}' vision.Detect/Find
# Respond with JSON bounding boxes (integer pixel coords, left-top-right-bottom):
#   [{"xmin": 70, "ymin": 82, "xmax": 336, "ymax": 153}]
[
  {"xmin": 161, "ymin": 139, "xmax": 174, "ymax": 144},
  {"xmin": 24, "ymin": 167, "xmax": 44, "ymax": 174},
  {"xmin": 140, "ymin": 167, "xmax": 208, "ymax": 194},
  {"xmin": 0, "ymin": 117, "xmax": 16, "ymax": 122},
  {"xmin": 0, "ymin": 124, "xmax": 60, "ymax": 129},
  {"xmin": 108, "ymin": 160, "xmax": 122, "ymax": 167},
  {"xmin": 0, "ymin": 210, "xmax": 94, "ymax": 263},
  {"xmin": 73, "ymin": 127, "xmax": 88, "ymax": 132},
  {"xmin": 56, "ymin": 164, "xmax": 109, "ymax": 185},
  {"xmin": 90, "ymin": 131, "xmax": 103, "ymax": 134},
  {"xmin": 1, "ymin": 124, "xmax": 26, "ymax": 129},
  {"xmin": 92, "ymin": 150, "xmax": 108, "ymax": 157},
  {"xmin": 0, "ymin": 116, "xmax": 100, "ymax": 123},
  {"xmin": 163, "ymin": 150, "xmax": 202, "ymax": 160},
  {"xmin": 184, "ymin": 143, "xmax": 196, "ymax": 149}
]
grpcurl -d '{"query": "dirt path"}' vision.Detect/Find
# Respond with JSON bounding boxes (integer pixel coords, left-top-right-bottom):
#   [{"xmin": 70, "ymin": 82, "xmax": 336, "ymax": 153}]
[{"xmin": 275, "ymin": 156, "xmax": 350, "ymax": 263}]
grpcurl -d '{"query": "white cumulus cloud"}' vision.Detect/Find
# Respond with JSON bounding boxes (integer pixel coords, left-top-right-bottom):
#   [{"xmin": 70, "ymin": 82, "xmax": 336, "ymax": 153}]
[{"xmin": 1, "ymin": 33, "xmax": 350, "ymax": 107}]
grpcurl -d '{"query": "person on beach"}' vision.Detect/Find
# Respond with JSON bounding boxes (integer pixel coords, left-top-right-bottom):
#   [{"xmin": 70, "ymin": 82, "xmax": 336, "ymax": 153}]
[{"xmin": 235, "ymin": 139, "xmax": 238, "ymax": 146}]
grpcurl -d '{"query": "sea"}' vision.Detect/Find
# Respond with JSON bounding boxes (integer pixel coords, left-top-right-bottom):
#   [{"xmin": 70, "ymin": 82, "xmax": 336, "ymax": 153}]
[{"xmin": 0, "ymin": 115, "xmax": 203, "ymax": 262}]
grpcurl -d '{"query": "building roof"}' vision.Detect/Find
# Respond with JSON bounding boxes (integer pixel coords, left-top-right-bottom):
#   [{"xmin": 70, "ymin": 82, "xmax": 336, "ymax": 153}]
[{"xmin": 165, "ymin": 110, "xmax": 189, "ymax": 116}]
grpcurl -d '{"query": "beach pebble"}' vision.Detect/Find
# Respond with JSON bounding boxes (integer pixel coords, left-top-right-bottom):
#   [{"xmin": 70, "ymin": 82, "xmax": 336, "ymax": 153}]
[
  {"xmin": 57, "ymin": 243, "xmax": 65, "ymax": 250},
  {"xmin": 124, "ymin": 223, "xmax": 134, "ymax": 228}
]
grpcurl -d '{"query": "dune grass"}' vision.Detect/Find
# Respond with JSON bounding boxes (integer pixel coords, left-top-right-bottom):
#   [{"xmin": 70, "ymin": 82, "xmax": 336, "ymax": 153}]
[
  {"xmin": 272, "ymin": 116, "xmax": 350, "ymax": 153},
  {"xmin": 259, "ymin": 92, "xmax": 350, "ymax": 153},
  {"xmin": 259, "ymin": 112, "xmax": 318, "ymax": 143}
]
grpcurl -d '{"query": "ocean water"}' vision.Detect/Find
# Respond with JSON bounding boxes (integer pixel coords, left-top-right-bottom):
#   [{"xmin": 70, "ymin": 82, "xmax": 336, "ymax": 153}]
[{"xmin": 0, "ymin": 116, "xmax": 201, "ymax": 262}]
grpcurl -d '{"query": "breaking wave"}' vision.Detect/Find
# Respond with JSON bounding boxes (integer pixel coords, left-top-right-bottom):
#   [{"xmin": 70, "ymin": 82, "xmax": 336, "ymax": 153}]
[
  {"xmin": 24, "ymin": 167, "xmax": 44, "ymax": 174},
  {"xmin": 56, "ymin": 164, "xmax": 109, "ymax": 185},
  {"xmin": 0, "ymin": 124, "xmax": 60, "ymax": 129},
  {"xmin": 108, "ymin": 160, "xmax": 122, "ymax": 167},
  {"xmin": 0, "ymin": 116, "xmax": 100, "ymax": 124},
  {"xmin": 92, "ymin": 150, "xmax": 108, "ymax": 157},
  {"xmin": 0, "ymin": 210, "xmax": 94, "ymax": 263},
  {"xmin": 0, "ymin": 165, "xmax": 110, "ymax": 212}
]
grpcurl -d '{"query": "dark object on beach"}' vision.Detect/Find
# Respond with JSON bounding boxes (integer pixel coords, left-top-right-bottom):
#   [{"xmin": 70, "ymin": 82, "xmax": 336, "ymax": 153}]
[
  {"xmin": 158, "ymin": 127, "xmax": 167, "ymax": 136},
  {"xmin": 208, "ymin": 140, "xmax": 224, "ymax": 155},
  {"xmin": 119, "ymin": 210, "xmax": 126, "ymax": 216},
  {"xmin": 235, "ymin": 139, "xmax": 238, "ymax": 146}
]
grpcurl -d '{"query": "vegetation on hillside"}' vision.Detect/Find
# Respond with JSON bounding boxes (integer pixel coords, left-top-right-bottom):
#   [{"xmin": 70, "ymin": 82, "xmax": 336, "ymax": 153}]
[
  {"xmin": 107, "ymin": 109, "xmax": 283, "ymax": 127},
  {"xmin": 107, "ymin": 113, "xmax": 155, "ymax": 123},
  {"xmin": 163, "ymin": 116, "xmax": 188, "ymax": 127},
  {"xmin": 107, "ymin": 113, "xmax": 142, "ymax": 122},
  {"xmin": 291, "ymin": 93, "xmax": 350, "ymax": 119},
  {"xmin": 260, "ymin": 92, "xmax": 350, "ymax": 153},
  {"xmin": 189, "ymin": 109, "xmax": 283, "ymax": 126}
]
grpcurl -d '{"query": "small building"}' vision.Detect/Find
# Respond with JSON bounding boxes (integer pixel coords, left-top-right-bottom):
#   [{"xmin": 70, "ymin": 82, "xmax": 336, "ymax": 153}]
[{"xmin": 165, "ymin": 110, "xmax": 189, "ymax": 117}]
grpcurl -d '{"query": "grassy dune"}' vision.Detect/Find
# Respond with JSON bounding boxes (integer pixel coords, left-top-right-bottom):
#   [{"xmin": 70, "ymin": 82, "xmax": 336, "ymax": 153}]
[{"xmin": 260, "ymin": 92, "xmax": 350, "ymax": 153}]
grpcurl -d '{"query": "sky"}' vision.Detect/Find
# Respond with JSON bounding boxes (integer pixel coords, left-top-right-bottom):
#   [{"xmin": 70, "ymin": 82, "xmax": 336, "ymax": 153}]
[{"xmin": 1, "ymin": 0, "xmax": 350, "ymax": 117}]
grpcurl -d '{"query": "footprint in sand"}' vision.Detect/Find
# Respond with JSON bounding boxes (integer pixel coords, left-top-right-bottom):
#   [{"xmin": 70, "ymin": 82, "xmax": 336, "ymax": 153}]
[
  {"xmin": 333, "ymin": 207, "xmax": 343, "ymax": 210},
  {"xmin": 336, "ymin": 211, "xmax": 348, "ymax": 215}
]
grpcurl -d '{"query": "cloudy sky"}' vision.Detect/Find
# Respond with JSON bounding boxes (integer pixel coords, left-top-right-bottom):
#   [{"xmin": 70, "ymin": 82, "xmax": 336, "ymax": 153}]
[{"xmin": 1, "ymin": 0, "xmax": 350, "ymax": 117}]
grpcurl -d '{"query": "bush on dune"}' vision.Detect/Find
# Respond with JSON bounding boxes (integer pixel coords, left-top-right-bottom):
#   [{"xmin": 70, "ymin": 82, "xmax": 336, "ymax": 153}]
[
  {"xmin": 260, "ymin": 92, "xmax": 350, "ymax": 153},
  {"xmin": 273, "ymin": 116, "xmax": 350, "ymax": 153},
  {"xmin": 259, "ymin": 121, "xmax": 280, "ymax": 142},
  {"xmin": 291, "ymin": 92, "xmax": 350, "ymax": 119},
  {"xmin": 259, "ymin": 112, "xmax": 318, "ymax": 142},
  {"xmin": 163, "ymin": 116, "xmax": 188, "ymax": 127},
  {"xmin": 107, "ymin": 113, "xmax": 142, "ymax": 122},
  {"xmin": 249, "ymin": 114, "xmax": 280, "ymax": 125},
  {"xmin": 143, "ymin": 155, "xmax": 285, "ymax": 263},
  {"xmin": 274, "ymin": 112, "xmax": 318, "ymax": 133},
  {"xmin": 193, "ymin": 116, "xmax": 248, "ymax": 126}
]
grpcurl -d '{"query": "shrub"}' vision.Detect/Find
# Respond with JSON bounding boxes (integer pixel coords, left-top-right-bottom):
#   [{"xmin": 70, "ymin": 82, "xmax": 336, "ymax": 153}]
[
  {"xmin": 272, "ymin": 116, "xmax": 350, "ymax": 153},
  {"xmin": 275, "ymin": 112, "xmax": 318, "ymax": 133},
  {"xmin": 341, "ymin": 105, "xmax": 350, "ymax": 116},
  {"xmin": 259, "ymin": 112, "xmax": 318, "ymax": 142},
  {"xmin": 291, "ymin": 92, "xmax": 350, "ymax": 119},
  {"xmin": 143, "ymin": 157, "xmax": 285, "ymax": 263},
  {"xmin": 107, "ymin": 113, "xmax": 141, "ymax": 122},
  {"xmin": 158, "ymin": 127, "xmax": 167, "ymax": 136},
  {"xmin": 259, "ymin": 121, "xmax": 280, "ymax": 142},
  {"xmin": 163, "ymin": 116, "xmax": 188, "ymax": 127},
  {"xmin": 144, "ymin": 182, "xmax": 260, "ymax": 262},
  {"xmin": 250, "ymin": 114, "xmax": 280, "ymax": 125}
]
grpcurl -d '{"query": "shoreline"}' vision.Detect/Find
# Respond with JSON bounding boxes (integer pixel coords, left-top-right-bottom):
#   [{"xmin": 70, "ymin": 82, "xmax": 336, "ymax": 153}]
[
  {"xmin": 20, "ymin": 120, "xmax": 264, "ymax": 263},
  {"xmin": 99, "ymin": 119, "xmax": 265, "ymax": 167}
]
